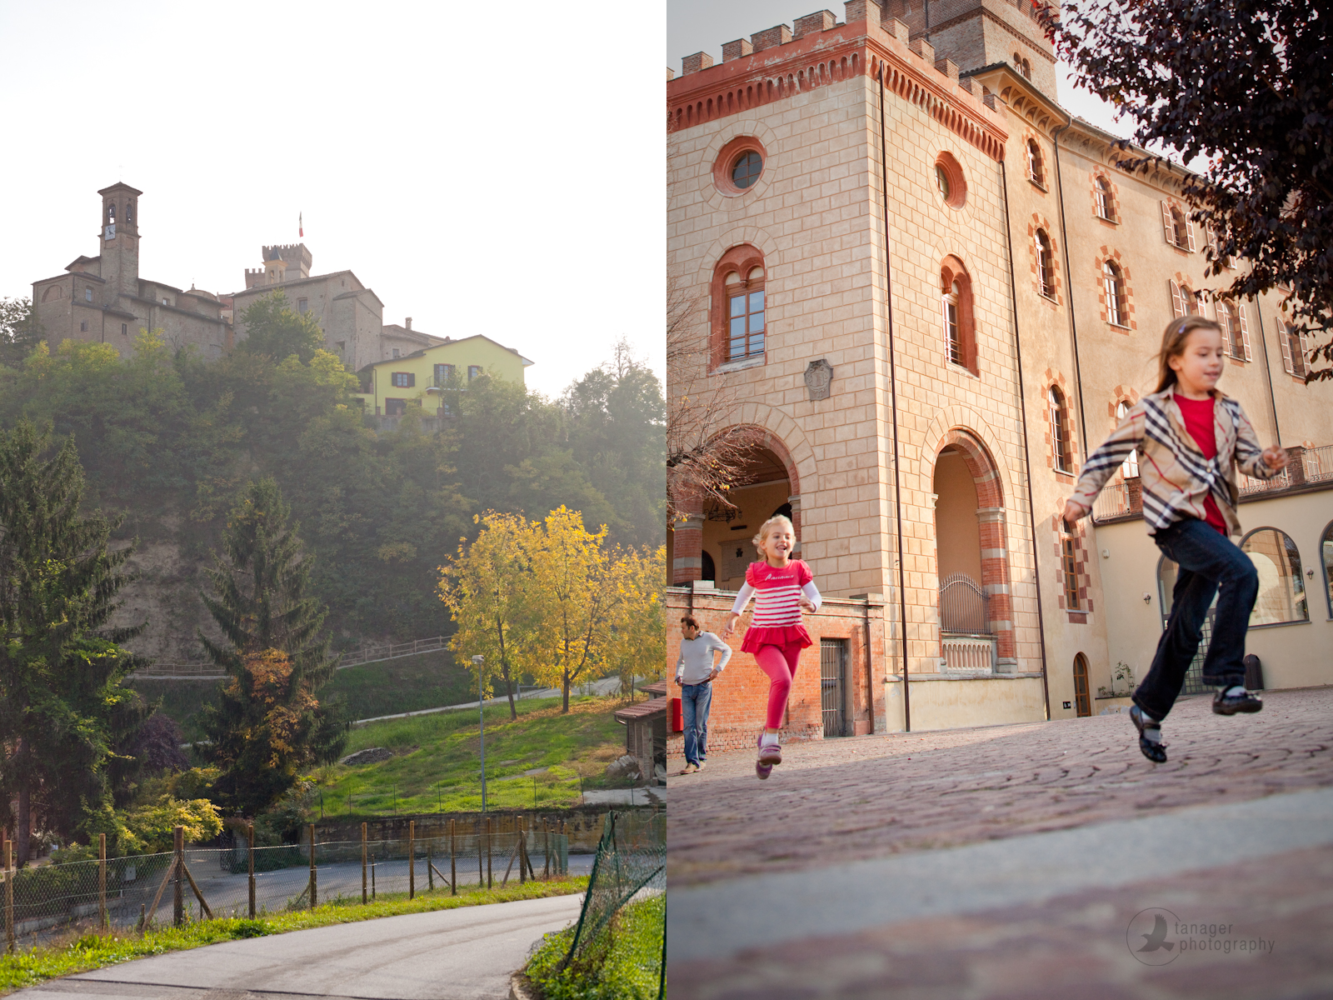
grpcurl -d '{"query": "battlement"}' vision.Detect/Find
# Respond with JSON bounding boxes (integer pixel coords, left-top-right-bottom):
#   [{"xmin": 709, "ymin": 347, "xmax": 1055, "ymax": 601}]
[
  {"xmin": 670, "ymin": 1, "xmax": 1006, "ymax": 161},
  {"xmin": 261, "ymin": 243, "xmax": 313, "ymax": 279},
  {"xmin": 677, "ymin": 1, "xmax": 1054, "ymax": 82}
]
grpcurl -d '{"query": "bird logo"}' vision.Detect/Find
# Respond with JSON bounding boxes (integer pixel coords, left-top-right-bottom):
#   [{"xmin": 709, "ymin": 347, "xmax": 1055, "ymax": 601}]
[
  {"xmin": 1138, "ymin": 914, "xmax": 1175, "ymax": 952},
  {"xmin": 1127, "ymin": 908, "xmax": 1181, "ymax": 965}
]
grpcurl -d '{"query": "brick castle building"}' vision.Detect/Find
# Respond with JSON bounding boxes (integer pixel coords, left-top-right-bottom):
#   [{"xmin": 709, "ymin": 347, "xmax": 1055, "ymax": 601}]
[
  {"xmin": 31, "ymin": 183, "xmax": 454, "ymax": 373},
  {"xmin": 666, "ymin": 1, "xmax": 1333, "ymax": 745}
]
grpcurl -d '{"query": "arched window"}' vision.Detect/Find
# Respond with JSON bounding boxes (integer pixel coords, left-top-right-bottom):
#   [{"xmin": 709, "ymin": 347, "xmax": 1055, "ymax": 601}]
[
  {"xmin": 1279, "ymin": 321, "xmax": 1309, "ymax": 379},
  {"xmin": 944, "ymin": 280, "xmax": 962, "ymax": 365},
  {"xmin": 1321, "ymin": 521, "xmax": 1333, "ymax": 619},
  {"xmin": 1161, "ymin": 202, "xmax": 1196, "ymax": 250},
  {"xmin": 1026, "ymin": 139, "xmax": 1045, "ymax": 186},
  {"xmin": 1116, "ymin": 401, "xmax": 1138, "ymax": 479},
  {"xmin": 1215, "ymin": 300, "xmax": 1250, "ymax": 360},
  {"xmin": 125, "ymin": 200, "xmax": 134, "ymax": 224},
  {"xmin": 1035, "ymin": 229, "xmax": 1055, "ymax": 298},
  {"xmin": 940, "ymin": 256, "xmax": 976, "ymax": 373},
  {"xmin": 106, "ymin": 203, "xmax": 115, "ymax": 225},
  {"xmin": 1168, "ymin": 280, "xmax": 1200, "ymax": 319},
  {"xmin": 710, "ymin": 244, "xmax": 767, "ymax": 366},
  {"xmin": 1103, "ymin": 260, "xmax": 1126, "ymax": 326},
  {"xmin": 1049, "ymin": 385, "xmax": 1072, "ymax": 473},
  {"xmin": 1094, "ymin": 176, "xmax": 1115, "ymax": 221},
  {"xmin": 1240, "ymin": 528, "xmax": 1309, "ymax": 625},
  {"xmin": 1061, "ymin": 533, "xmax": 1081, "ymax": 608}
]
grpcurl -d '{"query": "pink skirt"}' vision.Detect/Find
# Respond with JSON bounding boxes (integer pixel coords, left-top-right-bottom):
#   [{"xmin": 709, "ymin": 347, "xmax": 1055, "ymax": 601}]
[{"xmin": 740, "ymin": 624, "xmax": 812, "ymax": 654}]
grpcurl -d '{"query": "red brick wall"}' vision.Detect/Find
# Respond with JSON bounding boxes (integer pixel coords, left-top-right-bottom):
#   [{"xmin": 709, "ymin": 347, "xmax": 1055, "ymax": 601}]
[{"xmin": 667, "ymin": 585, "xmax": 887, "ymax": 752}]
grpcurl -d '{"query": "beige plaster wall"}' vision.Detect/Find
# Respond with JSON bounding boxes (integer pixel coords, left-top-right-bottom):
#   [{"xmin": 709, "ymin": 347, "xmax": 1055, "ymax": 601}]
[
  {"xmin": 933, "ymin": 448, "xmax": 982, "ymax": 582},
  {"xmin": 1093, "ymin": 488, "xmax": 1333, "ymax": 697},
  {"xmin": 884, "ymin": 674, "xmax": 1046, "ymax": 731}
]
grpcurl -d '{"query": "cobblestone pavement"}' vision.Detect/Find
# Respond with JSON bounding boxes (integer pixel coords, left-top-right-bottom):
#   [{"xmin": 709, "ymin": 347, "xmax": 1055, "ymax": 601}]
[
  {"xmin": 668, "ymin": 842, "xmax": 1333, "ymax": 1000},
  {"xmin": 667, "ymin": 687, "xmax": 1333, "ymax": 888}
]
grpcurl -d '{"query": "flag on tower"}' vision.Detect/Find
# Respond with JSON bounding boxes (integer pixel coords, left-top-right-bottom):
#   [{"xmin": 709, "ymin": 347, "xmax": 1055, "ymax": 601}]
[{"xmin": 299, "ymin": 212, "xmax": 304, "ymax": 238}]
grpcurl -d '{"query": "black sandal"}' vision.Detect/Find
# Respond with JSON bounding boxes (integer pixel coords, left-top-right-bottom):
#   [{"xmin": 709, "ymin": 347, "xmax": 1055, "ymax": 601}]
[{"xmin": 1130, "ymin": 705, "xmax": 1167, "ymax": 763}]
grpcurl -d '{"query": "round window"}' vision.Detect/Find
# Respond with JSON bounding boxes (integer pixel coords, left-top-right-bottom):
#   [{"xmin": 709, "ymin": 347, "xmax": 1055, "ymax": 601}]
[
  {"xmin": 713, "ymin": 136, "xmax": 768, "ymax": 197},
  {"xmin": 934, "ymin": 152, "xmax": 967, "ymax": 209},
  {"xmin": 732, "ymin": 151, "xmax": 763, "ymax": 189}
]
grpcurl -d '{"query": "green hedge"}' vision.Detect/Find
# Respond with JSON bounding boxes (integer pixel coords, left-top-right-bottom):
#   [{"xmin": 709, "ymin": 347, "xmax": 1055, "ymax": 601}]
[{"xmin": 525, "ymin": 893, "xmax": 663, "ymax": 1000}]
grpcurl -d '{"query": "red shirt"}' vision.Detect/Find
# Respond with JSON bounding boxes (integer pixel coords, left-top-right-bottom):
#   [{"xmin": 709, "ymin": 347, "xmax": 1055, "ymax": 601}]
[{"xmin": 1174, "ymin": 394, "xmax": 1227, "ymax": 534}]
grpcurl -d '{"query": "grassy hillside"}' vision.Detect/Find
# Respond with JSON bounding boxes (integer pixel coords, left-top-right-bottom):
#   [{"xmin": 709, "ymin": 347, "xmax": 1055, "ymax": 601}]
[{"xmin": 311, "ymin": 696, "xmax": 630, "ymax": 816}]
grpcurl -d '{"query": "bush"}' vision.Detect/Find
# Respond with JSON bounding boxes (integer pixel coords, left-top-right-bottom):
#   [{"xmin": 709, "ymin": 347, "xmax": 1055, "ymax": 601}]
[{"xmin": 525, "ymin": 894, "xmax": 664, "ymax": 1000}]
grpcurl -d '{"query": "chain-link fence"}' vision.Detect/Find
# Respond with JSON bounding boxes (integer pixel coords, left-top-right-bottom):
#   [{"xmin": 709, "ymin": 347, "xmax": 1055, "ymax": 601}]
[
  {"xmin": 1, "ymin": 819, "xmax": 570, "ymax": 951},
  {"xmin": 561, "ymin": 810, "xmax": 665, "ymax": 995}
]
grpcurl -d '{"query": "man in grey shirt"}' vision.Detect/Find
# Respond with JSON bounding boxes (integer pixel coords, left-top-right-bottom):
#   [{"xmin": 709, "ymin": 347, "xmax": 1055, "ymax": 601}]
[{"xmin": 674, "ymin": 614, "xmax": 732, "ymax": 774}]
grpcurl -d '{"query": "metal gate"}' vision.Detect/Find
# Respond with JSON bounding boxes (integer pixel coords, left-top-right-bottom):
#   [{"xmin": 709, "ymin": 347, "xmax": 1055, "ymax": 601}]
[
  {"xmin": 939, "ymin": 574, "xmax": 990, "ymax": 633},
  {"xmin": 1159, "ymin": 558, "xmax": 1217, "ymax": 697},
  {"xmin": 820, "ymin": 639, "xmax": 847, "ymax": 737}
]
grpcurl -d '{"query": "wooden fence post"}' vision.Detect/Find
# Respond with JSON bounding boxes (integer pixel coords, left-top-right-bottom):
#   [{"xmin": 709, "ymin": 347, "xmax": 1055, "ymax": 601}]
[
  {"xmin": 427, "ymin": 841, "xmax": 434, "ymax": 892},
  {"xmin": 361, "ymin": 822, "xmax": 368, "ymax": 905},
  {"xmin": 449, "ymin": 818, "xmax": 457, "ymax": 897},
  {"xmin": 476, "ymin": 819, "xmax": 483, "ymax": 888},
  {"xmin": 98, "ymin": 833, "xmax": 107, "ymax": 930},
  {"xmin": 308, "ymin": 824, "xmax": 317, "ymax": 910},
  {"xmin": 518, "ymin": 830, "xmax": 527, "ymax": 885},
  {"xmin": 543, "ymin": 820, "xmax": 550, "ymax": 880},
  {"xmin": 173, "ymin": 826, "xmax": 184, "ymax": 927},
  {"xmin": 408, "ymin": 820, "xmax": 415, "ymax": 901},
  {"xmin": 248, "ymin": 822, "xmax": 256, "ymax": 919},
  {"xmin": 4, "ymin": 838, "xmax": 14, "ymax": 954},
  {"xmin": 486, "ymin": 818, "xmax": 493, "ymax": 889}
]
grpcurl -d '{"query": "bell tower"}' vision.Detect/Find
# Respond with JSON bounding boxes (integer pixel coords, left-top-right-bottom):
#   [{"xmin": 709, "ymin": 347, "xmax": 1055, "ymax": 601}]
[
  {"xmin": 98, "ymin": 182, "xmax": 142, "ymax": 299},
  {"xmin": 881, "ymin": 0, "xmax": 1058, "ymax": 96}
]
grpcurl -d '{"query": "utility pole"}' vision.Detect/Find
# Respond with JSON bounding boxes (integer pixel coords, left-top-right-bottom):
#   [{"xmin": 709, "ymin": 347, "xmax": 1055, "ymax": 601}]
[{"xmin": 473, "ymin": 654, "xmax": 487, "ymax": 814}]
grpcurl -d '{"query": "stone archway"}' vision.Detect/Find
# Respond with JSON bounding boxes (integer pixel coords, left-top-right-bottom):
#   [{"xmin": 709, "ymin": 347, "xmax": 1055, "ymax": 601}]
[{"xmin": 932, "ymin": 428, "xmax": 1016, "ymax": 671}]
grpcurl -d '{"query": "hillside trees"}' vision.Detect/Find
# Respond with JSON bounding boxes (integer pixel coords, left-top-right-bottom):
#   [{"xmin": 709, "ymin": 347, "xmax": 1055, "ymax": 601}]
[
  {"xmin": 0, "ymin": 297, "xmax": 43, "ymax": 369},
  {"xmin": 0, "ymin": 422, "xmax": 147, "ymax": 865},
  {"xmin": 1045, "ymin": 0, "xmax": 1333, "ymax": 379},
  {"xmin": 196, "ymin": 478, "xmax": 346, "ymax": 814}
]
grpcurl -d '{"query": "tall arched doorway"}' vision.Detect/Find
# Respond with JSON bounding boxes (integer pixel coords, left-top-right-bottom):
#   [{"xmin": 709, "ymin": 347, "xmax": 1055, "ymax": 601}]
[
  {"xmin": 932, "ymin": 433, "xmax": 1014, "ymax": 671},
  {"xmin": 1072, "ymin": 653, "xmax": 1091, "ymax": 717},
  {"xmin": 703, "ymin": 445, "xmax": 793, "ymax": 589}
]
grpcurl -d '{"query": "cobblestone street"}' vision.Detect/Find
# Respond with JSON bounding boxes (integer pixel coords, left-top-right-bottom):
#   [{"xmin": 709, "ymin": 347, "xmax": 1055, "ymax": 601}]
[{"xmin": 666, "ymin": 687, "xmax": 1333, "ymax": 998}]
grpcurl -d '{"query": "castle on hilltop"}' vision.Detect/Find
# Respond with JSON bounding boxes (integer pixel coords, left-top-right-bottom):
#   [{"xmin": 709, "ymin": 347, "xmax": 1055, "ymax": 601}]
[
  {"xmin": 29, "ymin": 185, "xmax": 494, "ymax": 378},
  {"xmin": 665, "ymin": 0, "xmax": 1333, "ymax": 742}
]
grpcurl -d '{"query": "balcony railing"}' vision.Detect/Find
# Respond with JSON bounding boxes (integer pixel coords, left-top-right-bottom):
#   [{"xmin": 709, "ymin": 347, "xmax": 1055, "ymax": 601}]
[
  {"xmin": 1091, "ymin": 444, "xmax": 1332, "ymax": 524},
  {"xmin": 941, "ymin": 634, "xmax": 997, "ymax": 673}
]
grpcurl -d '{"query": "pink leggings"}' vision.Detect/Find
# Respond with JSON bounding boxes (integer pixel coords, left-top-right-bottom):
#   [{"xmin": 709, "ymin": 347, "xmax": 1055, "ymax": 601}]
[{"xmin": 754, "ymin": 642, "xmax": 805, "ymax": 730}]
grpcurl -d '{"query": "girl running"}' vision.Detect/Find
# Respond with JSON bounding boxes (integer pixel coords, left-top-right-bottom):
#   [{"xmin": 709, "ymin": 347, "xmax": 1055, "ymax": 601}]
[
  {"xmin": 1064, "ymin": 315, "xmax": 1288, "ymax": 763},
  {"xmin": 722, "ymin": 514, "xmax": 822, "ymax": 779}
]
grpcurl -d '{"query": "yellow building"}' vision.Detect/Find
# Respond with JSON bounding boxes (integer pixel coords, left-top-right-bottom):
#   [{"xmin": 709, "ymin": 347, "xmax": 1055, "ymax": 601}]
[{"xmin": 355, "ymin": 334, "xmax": 533, "ymax": 416}]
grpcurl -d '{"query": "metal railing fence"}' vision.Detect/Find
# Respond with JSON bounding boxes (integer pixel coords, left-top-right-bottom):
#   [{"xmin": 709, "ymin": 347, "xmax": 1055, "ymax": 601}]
[
  {"xmin": 939, "ymin": 574, "xmax": 990, "ymax": 634},
  {"xmin": 1, "ymin": 819, "xmax": 570, "ymax": 951},
  {"xmin": 561, "ymin": 809, "xmax": 665, "ymax": 996}
]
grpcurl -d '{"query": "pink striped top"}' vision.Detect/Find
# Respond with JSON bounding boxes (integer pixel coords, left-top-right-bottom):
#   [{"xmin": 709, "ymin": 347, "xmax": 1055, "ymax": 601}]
[{"xmin": 745, "ymin": 560, "xmax": 813, "ymax": 628}]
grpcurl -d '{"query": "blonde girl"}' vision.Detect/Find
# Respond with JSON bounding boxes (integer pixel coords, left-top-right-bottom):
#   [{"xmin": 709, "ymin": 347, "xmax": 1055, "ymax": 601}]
[
  {"xmin": 723, "ymin": 514, "xmax": 822, "ymax": 779},
  {"xmin": 1064, "ymin": 316, "xmax": 1288, "ymax": 762}
]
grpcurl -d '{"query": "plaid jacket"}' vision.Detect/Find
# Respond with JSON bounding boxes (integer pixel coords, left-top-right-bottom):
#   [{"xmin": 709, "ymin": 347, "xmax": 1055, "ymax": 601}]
[{"xmin": 1070, "ymin": 385, "xmax": 1279, "ymax": 536}]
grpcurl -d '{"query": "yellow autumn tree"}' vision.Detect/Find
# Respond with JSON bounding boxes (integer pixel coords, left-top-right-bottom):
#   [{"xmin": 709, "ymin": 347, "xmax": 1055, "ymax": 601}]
[
  {"xmin": 602, "ymin": 545, "xmax": 667, "ymax": 700},
  {"xmin": 439, "ymin": 512, "xmax": 537, "ymax": 720}
]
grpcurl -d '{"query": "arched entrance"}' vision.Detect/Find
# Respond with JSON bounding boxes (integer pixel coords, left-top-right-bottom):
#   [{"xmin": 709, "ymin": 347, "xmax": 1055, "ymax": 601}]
[
  {"xmin": 931, "ymin": 431, "xmax": 1015, "ymax": 671},
  {"xmin": 1072, "ymin": 653, "xmax": 1091, "ymax": 717},
  {"xmin": 703, "ymin": 446, "xmax": 794, "ymax": 589}
]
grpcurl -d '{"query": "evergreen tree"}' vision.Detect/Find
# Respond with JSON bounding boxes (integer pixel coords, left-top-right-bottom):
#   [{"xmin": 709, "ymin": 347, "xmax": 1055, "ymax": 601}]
[
  {"xmin": 0, "ymin": 422, "xmax": 146, "ymax": 866},
  {"xmin": 196, "ymin": 478, "xmax": 345, "ymax": 814}
]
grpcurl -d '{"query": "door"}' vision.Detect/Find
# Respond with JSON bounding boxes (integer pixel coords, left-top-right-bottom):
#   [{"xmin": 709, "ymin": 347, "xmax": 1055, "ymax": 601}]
[
  {"xmin": 820, "ymin": 639, "xmax": 847, "ymax": 737},
  {"xmin": 1073, "ymin": 653, "xmax": 1091, "ymax": 717}
]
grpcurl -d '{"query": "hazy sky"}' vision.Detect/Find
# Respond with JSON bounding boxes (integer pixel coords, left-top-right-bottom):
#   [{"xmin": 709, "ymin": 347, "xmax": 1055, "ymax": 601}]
[
  {"xmin": 0, "ymin": 1, "xmax": 667, "ymax": 400},
  {"xmin": 666, "ymin": 0, "xmax": 1131, "ymax": 139}
]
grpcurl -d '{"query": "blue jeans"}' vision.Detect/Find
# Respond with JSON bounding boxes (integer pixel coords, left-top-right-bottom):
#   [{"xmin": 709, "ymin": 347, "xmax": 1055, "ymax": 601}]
[
  {"xmin": 681, "ymin": 682, "xmax": 712, "ymax": 767},
  {"xmin": 1134, "ymin": 518, "xmax": 1259, "ymax": 721}
]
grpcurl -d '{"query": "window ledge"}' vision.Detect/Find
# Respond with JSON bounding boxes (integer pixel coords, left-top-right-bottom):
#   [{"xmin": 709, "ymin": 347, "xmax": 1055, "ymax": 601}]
[
  {"xmin": 1108, "ymin": 321, "xmax": 1130, "ymax": 330},
  {"xmin": 714, "ymin": 355, "xmax": 765, "ymax": 374},
  {"xmin": 1039, "ymin": 292, "xmax": 1058, "ymax": 303},
  {"xmin": 1249, "ymin": 618, "xmax": 1311, "ymax": 630},
  {"xmin": 947, "ymin": 361, "xmax": 981, "ymax": 379},
  {"xmin": 1096, "ymin": 214, "xmax": 1119, "ymax": 224},
  {"xmin": 1028, "ymin": 179, "xmax": 1047, "ymax": 192}
]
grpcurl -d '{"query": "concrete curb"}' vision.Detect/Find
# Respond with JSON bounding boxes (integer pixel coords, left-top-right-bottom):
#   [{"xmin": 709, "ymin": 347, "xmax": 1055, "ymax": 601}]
[{"xmin": 509, "ymin": 970, "xmax": 539, "ymax": 1000}]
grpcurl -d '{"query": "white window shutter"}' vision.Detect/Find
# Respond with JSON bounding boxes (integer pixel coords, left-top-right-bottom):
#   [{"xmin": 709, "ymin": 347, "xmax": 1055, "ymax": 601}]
[
  {"xmin": 1295, "ymin": 332, "xmax": 1309, "ymax": 378},
  {"xmin": 1278, "ymin": 319, "xmax": 1294, "ymax": 374},
  {"xmin": 1161, "ymin": 201, "xmax": 1173, "ymax": 245},
  {"xmin": 1218, "ymin": 304, "xmax": 1232, "ymax": 355},
  {"xmin": 1170, "ymin": 280, "xmax": 1184, "ymax": 318},
  {"xmin": 1237, "ymin": 304, "xmax": 1252, "ymax": 360},
  {"xmin": 1185, "ymin": 216, "xmax": 1197, "ymax": 252}
]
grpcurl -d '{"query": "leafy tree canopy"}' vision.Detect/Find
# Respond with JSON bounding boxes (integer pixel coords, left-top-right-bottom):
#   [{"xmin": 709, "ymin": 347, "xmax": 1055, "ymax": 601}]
[
  {"xmin": 1046, "ymin": 0, "xmax": 1332, "ymax": 378},
  {"xmin": 237, "ymin": 292, "xmax": 326, "ymax": 364},
  {"xmin": 0, "ymin": 296, "xmax": 43, "ymax": 369}
]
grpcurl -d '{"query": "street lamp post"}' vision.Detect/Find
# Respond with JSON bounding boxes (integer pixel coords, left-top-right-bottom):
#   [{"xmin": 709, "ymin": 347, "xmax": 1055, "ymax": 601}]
[{"xmin": 473, "ymin": 655, "xmax": 487, "ymax": 814}]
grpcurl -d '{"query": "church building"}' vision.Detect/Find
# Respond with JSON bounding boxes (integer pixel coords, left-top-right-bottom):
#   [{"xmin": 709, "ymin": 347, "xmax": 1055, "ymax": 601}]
[{"xmin": 666, "ymin": 1, "xmax": 1333, "ymax": 743}]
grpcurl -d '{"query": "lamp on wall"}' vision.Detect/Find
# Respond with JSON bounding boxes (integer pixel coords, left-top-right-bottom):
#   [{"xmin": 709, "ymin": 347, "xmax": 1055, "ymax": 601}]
[{"xmin": 1142, "ymin": 592, "xmax": 1152, "ymax": 604}]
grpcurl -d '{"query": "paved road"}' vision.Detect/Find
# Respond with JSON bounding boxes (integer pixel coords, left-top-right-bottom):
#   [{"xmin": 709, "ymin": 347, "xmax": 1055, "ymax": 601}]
[
  {"xmin": 15, "ymin": 894, "xmax": 583, "ymax": 1000},
  {"xmin": 667, "ymin": 687, "xmax": 1333, "ymax": 998}
]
